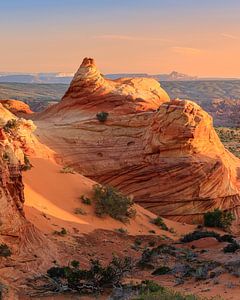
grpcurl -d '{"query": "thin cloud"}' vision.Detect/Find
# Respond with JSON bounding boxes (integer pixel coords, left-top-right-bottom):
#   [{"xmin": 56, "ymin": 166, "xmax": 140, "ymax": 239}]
[
  {"xmin": 221, "ymin": 33, "xmax": 239, "ymax": 40},
  {"xmin": 93, "ymin": 34, "xmax": 172, "ymax": 42},
  {"xmin": 171, "ymin": 46, "xmax": 203, "ymax": 55}
]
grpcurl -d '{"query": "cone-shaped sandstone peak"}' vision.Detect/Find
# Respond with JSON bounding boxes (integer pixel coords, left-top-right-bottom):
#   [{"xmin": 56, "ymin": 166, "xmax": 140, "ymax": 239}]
[
  {"xmin": 34, "ymin": 59, "xmax": 240, "ymax": 228},
  {"xmin": 40, "ymin": 57, "xmax": 170, "ymax": 120}
]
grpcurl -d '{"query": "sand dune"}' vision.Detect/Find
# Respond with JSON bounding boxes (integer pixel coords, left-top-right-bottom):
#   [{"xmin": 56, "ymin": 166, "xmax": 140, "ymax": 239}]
[{"xmin": 23, "ymin": 158, "xmax": 194, "ymax": 237}]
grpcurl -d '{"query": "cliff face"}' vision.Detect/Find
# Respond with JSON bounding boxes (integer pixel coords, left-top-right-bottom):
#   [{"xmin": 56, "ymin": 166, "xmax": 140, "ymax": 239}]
[
  {"xmin": 34, "ymin": 59, "xmax": 240, "ymax": 223},
  {"xmin": 0, "ymin": 104, "xmax": 54, "ymax": 236},
  {"xmin": 0, "ymin": 105, "xmax": 36, "ymax": 234},
  {"xmin": 0, "ymin": 152, "xmax": 25, "ymax": 235}
]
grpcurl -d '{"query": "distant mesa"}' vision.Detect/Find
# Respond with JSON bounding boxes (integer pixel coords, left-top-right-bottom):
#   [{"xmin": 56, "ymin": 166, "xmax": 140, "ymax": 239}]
[
  {"xmin": 0, "ymin": 68, "xmax": 198, "ymax": 84},
  {"xmin": 106, "ymin": 70, "xmax": 198, "ymax": 81}
]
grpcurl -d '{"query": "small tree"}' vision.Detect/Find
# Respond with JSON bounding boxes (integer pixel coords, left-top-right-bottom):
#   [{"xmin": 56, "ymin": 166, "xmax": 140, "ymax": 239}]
[
  {"xmin": 96, "ymin": 112, "xmax": 109, "ymax": 122},
  {"xmin": 93, "ymin": 184, "xmax": 135, "ymax": 222},
  {"xmin": 204, "ymin": 209, "xmax": 234, "ymax": 230}
]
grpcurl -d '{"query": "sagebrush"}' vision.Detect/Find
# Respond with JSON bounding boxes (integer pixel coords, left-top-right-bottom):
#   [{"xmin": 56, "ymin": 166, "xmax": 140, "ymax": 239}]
[{"xmin": 93, "ymin": 184, "xmax": 136, "ymax": 222}]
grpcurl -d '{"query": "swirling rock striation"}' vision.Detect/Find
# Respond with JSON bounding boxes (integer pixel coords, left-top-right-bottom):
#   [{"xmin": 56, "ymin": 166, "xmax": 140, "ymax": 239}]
[
  {"xmin": 34, "ymin": 59, "xmax": 240, "ymax": 223},
  {"xmin": 38, "ymin": 57, "xmax": 170, "ymax": 121}
]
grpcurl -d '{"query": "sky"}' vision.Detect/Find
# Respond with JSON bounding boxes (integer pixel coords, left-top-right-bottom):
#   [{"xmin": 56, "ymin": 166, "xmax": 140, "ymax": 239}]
[{"xmin": 0, "ymin": 0, "xmax": 240, "ymax": 77}]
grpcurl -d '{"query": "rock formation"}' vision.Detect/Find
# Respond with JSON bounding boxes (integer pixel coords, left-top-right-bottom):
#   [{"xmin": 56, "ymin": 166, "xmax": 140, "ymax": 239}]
[
  {"xmin": 39, "ymin": 57, "xmax": 170, "ymax": 121},
  {"xmin": 35, "ymin": 58, "xmax": 240, "ymax": 224},
  {"xmin": 0, "ymin": 99, "xmax": 33, "ymax": 116}
]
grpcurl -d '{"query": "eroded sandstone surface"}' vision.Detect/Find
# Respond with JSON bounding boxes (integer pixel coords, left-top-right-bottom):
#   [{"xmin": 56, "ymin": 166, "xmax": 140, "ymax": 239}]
[
  {"xmin": 38, "ymin": 57, "xmax": 170, "ymax": 121},
  {"xmin": 34, "ymin": 58, "xmax": 240, "ymax": 224}
]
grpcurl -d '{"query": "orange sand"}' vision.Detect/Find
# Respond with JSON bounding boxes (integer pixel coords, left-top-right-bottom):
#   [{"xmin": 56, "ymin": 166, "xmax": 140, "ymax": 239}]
[{"xmin": 23, "ymin": 158, "xmax": 195, "ymax": 237}]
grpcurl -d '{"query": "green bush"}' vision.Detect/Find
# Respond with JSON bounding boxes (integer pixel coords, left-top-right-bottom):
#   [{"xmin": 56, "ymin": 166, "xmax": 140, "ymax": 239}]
[
  {"xmin": 74, "ymin": 208, "xmax": 86, "ymax": 215},
  {"xmin": 3, "ymin": 119, "xmax": 19, "ymax": 133},
  {"xmin": 0, "ymin": 244, "xmax": 11, "ymax": 257},
  {"xmin": 96, "ymin": 112, "xmax": 109, "ymax": 122},
  {"xmin": 115, "ymin": 227, "xmax": 128, "ymax": 234},
  {"xmin": 223, "ymin": 241, "xmax": 240, "ymax": 253},
  {"xmin": 134, "ymin": 280, "xmax": 208, "ymax": 300},
  {"xmin": 60, "ymin": 166, "xmax": 75, "ymax": 174},
  {"xmin": 204, "ymin": 209, "xmax": 235, "ymax": 229},
  {"xmin": 47, "ymin": 256, "xmax": 133, "ymax": 293},
  {"xmin": 21, "ymin": 154, "xmax": 32, "ymax": 171},
  {"xmin": 53, "ymin": 227, "xmax": 67, "ymax": 236},
  {"xmin": 152, "ymin": 266, "xmax": 171, "ymax": 275},
  {"xmin": 93, "ymin": 184, "xmax": 136, "ymax": 222},
  {"xmin": 181, "ymin": 231, "xmax": 221, "ymax": 243},
  {"xmin": 2, "ymin": 152, "xmax": 10, "ymax": 162},
  {"xmin": 152, "ymin": 217, "xmax": 168, "ymax": 231},
  {"xmin": 80, "ymin": 195, "xmax": 92, "ymax": 205}
]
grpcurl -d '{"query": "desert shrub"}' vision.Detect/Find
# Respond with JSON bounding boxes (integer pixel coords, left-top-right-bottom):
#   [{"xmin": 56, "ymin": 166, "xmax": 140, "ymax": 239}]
[
  {"xmin": 74, "ymin": 208, "xmax": 86, "ymax": 215},
  {"xmin": 219, "ymin": 234, "xmax": 235, "ymax": 243},
  {"xmin": 204, "ymin": 209, "xmax": 234, "ymax": 229},
  {"xmin": 134, "ymin": 280, "xmax": 206, "ymax": 300},
  {"xmin": 60, "ymin": 166, "xmax": 75, "ymax": 174},
  {"xmin": 194, "ymin": 266, "xmax": 208, "ymax": 280},
  {"xmin": 3, "ymin": 119, "xmax": 19, "ymax": 133},
  {"xmin": 71, "ymin": 260, "xmax": 80, "ymax": 268},
  {"xmin": 53, "ymin": 227, "xmax": 67, "ymax": 236},
  {"xmin": 152, "ymin": 266, "xmax": 171, "ymax": 275},
  {"xmin": 148, "ymin": 240, "xmax": 156, "ymax": 247},
  {"xmin": 0, "ymin": 244, "xmax": 11, "ymax": 257},
  {"xmin": 47, "ymin": 256, "xmax": 133, "ymax": 294},
  {"xmin": 134, "ymin": 238, "xmax": 142, "ymax": 246},
  {"xmin": 2, "ymin": 152, "xmax": 10, "ymax": 162},
  {"xmin": 96, "ymin": 112, "xmax": 109, "ymax": 122},
  {"xmin": 181, "ymin": 231, "xmax": 220, "ymax": 243},
  {"xmin": 115, "ymin": 227, "xmax": 128, "ymax": 234},
  {"xmin": 80, "ymin": 195, "xmax": 92, "ymax": 205},
  {"xmin": 223, "ymin": 241, "xmax": 240, "ymax": 253},
  {"xmin": 21, "ymin": 154, "xmax": 32, "ymax": 171},
  {"xmin": 138, "ymin": 244, "xmax": 176, "ymax": 269},
  {"xmin": 151, "ymin": 217, "xmax": 168, "ymax": 231},
  {"xmin": 93, "ymin": 184, "xmax": 136, "ymax": 222},
  {"xmin": 148, "ymin": 230, "xmax": 156, "ymax": 234}
]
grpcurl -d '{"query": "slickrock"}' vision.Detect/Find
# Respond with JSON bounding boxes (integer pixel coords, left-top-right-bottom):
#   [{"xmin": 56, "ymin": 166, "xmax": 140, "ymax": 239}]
[
  {"xmin": 0, "ymin": 99, "xmax": 33, "ymax": 116},
  {"xmin": 0, "ymin": 103, "xmax": 54, "ymax": 160},
  {"xmin": 34, "ymin": 59, "xmax": 240, "ymax": 224},
  {"xmin": 38, "ymin": 57, "xmax": 170, "ymax": 121}
]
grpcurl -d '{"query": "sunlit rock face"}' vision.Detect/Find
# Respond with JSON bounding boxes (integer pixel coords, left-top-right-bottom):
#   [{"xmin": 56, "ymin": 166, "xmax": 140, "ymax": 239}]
[
  {"xmin": 0, "ymin": 99, "xmax": 33, "ymax": 116},
  {"xmin": 0, "ymin": 104, "xmax": 54, "ymax": 235},
  {"xmin": 34, "ymin": 59, "xmax": 240, "ymax": 224},
  {"xmin": 38, "ymin": 57, "xmax": 170, "ymax": 121}
]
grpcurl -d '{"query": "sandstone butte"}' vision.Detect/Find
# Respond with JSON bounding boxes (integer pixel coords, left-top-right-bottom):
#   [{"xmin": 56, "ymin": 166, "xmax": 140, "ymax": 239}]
[{"xmin": 33, "ymin": 57, "xmax": 240, "ymax": 225}]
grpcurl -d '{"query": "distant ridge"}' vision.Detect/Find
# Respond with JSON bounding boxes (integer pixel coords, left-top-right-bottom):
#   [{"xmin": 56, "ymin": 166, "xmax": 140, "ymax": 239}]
[
  {"xmin": 0, "ymin": 70, "xmax": 198, "ymax": 83},
  {"xmin": 0, "ymin": 71, "xmax": 239, "ymax": 84}
]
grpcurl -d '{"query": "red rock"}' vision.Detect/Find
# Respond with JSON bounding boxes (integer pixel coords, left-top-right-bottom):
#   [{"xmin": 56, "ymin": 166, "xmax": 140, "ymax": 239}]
[
  {"xmin": 0, "ymin": 99, "xmax": 33, "ymax": 116},
  {"xmin": 39, "ymin": 57, "xmax": 170, "ymax": 120},
  {"xmin": 34, "ymin": 59, "xmax": 240, "ymax": 224}
]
